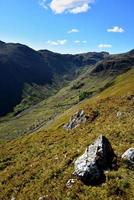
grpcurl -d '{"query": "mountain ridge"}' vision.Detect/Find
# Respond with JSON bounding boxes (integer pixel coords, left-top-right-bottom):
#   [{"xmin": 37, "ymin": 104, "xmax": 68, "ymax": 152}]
[
  {"xmin": 0, "ymin": 40, "xmax": 109, "ymax": 116},
  {"xmin": 0, "ymin": 40, "xmax": 134, "ymax": 117}
]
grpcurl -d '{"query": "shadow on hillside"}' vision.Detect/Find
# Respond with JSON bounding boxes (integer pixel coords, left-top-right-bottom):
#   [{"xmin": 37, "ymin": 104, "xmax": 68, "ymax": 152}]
[{"xmin": 79, "ymin": 172, "xmax": 106, "ymax": 186}]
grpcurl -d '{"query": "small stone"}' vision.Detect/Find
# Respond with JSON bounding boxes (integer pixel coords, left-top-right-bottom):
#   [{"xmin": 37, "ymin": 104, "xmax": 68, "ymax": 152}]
[
  {"xmin": 122, "ymin": 148, "xmax": 134, "ymax": 166},
  {"xmin": 38, "ymin": 197, "xmax": 43, "ymax": 200},
  {"xmin": 117, "ymin": 111, "xmax": 123, "ymax": 118},
  {"xmin": 66, "ymin": 179, "xmax": 76, "ymax": 188},
  {"xmin": 38, "ymin": 195, "xmax": 53, "ymax": 200},
  {"xmin": 55, "ymin": 156, "xmax": 58, "ymax": 160},
  {"xmin": 127, "ymin": 94, "xmax": 134, "ymax": 100},
  {"xmin": 11, "ymin": 197, "xmax": 16, "ymax": 200}
]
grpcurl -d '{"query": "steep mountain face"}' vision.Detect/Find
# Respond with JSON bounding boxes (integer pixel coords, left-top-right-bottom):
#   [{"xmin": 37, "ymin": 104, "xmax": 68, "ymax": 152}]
[
  {"xmin": 0, "ymin": 41, "xmax": 108, "ymax": 116},
  {"xmin": 39, "ymin": 50, "xmax": 109, "ymax": 75},
  {"xmin": 91, "ymin": 50, "xmax": 134, "ymax": 75},
  {"xmin": 0, "ymin": 41, "xmax": 53, "ymax": 116},
  {"xmin": 0, "ymin": 40, "xmax": 134, "ymax": 117}
]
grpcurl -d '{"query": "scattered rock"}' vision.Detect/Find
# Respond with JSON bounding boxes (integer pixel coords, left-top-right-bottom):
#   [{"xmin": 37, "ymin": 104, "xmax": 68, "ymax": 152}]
[
  {"xmin": 66, "ymin": 179, "xmax": 76, "ymax": 188},
  {"xmin": 38, "ymin": 195, "xmax": 54, "ymax": 200},
  {"xmin": 54, "ymin": 155, "xmax": 58, "ymax": 160},
  {"xmin": 116, "ymin": 111, "xmax": 126, "ymax": 118},
  {"xmin": 38, "ymin": 196, "xmax": 51, "ymax": 200},
  {"xmin": 38, "ymin": 197, "xmax": 46, "ymax": 200},
  {"xmin": 127, "ymin": 94, "xmax": 134, "ymax": 101},
  {"xmin": 74, "ymin": 135, "xmax": 116, "ymax": 185},
  {"xmin": 64, "ymin": 109, "xmax": 99, "ymax": 131},
  {"xmin": 11, "ymin": 197, "xmax": 16, "ymax": 200},
  {"xmin": 117, "ymin": 111, "xmax": 123, "ymax": 118},
  {"xmin": 122, "ymin": 148, "xmax": 134, "ymax": 166},
  {"xmin": 64, "ymin": 110, "xmax": 86, "ymax": 130}
]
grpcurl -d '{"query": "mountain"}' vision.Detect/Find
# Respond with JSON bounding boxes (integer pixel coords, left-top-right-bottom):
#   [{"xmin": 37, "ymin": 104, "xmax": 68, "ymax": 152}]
[
  {"xmin": 1, "ymin": 40, "xmax": 134, "ymax": 117},
  {"xmin": 0, "ymin": 41, "xmax": 52, "ymax": 116},
  {"xmin": 0, "ymin": 41, "xmax": 134, "ymax": 199},
  {"xmin": 91, "ymin": 50, "xmax": 134, "ymax": 75},
  {"xmin": 0, "ymin": 47, "xmax": 133, "ymax": 141},
  {"xmin": 0, "ymin": 41, "xmax": 108, "ymax": 116}
]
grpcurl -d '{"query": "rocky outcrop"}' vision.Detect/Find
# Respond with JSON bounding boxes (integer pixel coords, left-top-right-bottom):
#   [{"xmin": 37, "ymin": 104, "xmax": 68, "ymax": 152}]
[
  {"xmin": 64, "ymin": 110, "xmax": 86, "ymax": 130},
  {"xmin": 122, "ymin": 148, "xmax": 134, "ymax": 166},
  {"xmin": 64, "ymin": 109, "xmax": 99, "ymax": 131},
  {"xmin": 74, "ymin": 135, "xmax": 116, "ymax": 184}
]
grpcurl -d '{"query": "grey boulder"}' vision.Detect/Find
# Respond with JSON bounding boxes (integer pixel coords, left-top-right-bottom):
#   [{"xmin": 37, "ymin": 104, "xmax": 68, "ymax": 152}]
[
  {"xmin": 64, "ymin": 110, "xmax": 86, "ymax": 130},
  {"xmin": 122, "ymin": 148, "xmax": 134, "ymax": 166},
  {"xmin": 74, "ymin": 135, "xmax": 116, "ymax": 184}
]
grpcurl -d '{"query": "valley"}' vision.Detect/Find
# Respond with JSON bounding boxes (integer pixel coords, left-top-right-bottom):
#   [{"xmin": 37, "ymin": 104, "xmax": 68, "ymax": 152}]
[
  {"xmin": 0, "ymin": 1, "xmax": 134, "ymax": 199},
  {"xmin": 0, "ymin": 42, "xmax": 134, "ymax": 200}
]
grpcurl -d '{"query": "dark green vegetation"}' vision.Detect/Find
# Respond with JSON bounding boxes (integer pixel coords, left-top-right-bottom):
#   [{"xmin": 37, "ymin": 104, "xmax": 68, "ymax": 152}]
[
  {"xmin": 0, "ymin": 44, "xmax": 134, "ymax": 199},
  {"xmin": 79, "ymin": 91, "xmax": 92, "ymax": 101}
]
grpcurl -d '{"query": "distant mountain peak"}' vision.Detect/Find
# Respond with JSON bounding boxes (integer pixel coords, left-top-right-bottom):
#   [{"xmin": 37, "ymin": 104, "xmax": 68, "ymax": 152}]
[
  {"xmin": 0, "ymin": 40, "xmax": 5, "ymax": 46},
  {"xmin": 128, "ymin": 49, "xmax": 134, "ymax": 55}
]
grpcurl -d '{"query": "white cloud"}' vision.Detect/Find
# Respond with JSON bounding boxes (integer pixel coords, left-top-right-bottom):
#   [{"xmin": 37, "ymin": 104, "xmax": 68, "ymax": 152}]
[
  {"xmin": 47, "ymin": 40, "xmax": 67, "ymax": 46},
  {"xmin": 69, "ymin": 3, "xmax": 89, "ymax": 14},
  {"xmin": 82, "ymin": 40, "xmax": 87, "ymax": 44},
  {"xmin": 107, "ymin": 26, "xmax": 124, "ymax": 33},
  {"xmin": 98, "ymin": 44, "xmax": 112, "ymax": 49},
  {"xmin": 39, "ymin": 0, "xmax": 48, "ymax": 9},
  {"xmin": 40, "ymin": 0, "xmax": 95, "ymax": 14},
  {"xmin": 74, "ymin": 40, "xmax": 80, "ymax": 44},
  {"xmin": 74, "ymin": 40, "xmax": 87, "ymax": 44},
  {"xmin": 68, "ymin": 28, "xmax": 79, "ymax": 34}
]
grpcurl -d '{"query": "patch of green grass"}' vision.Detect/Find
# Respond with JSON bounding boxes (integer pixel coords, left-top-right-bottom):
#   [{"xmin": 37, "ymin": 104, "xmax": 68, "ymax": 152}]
[{"xmin": 100, "ymin": 68, "xmax": 134, "ymax": 97}]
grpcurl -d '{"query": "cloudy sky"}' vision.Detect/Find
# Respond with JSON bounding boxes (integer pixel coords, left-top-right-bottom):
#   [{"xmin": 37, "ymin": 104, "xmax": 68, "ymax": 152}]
[{"xmin": 0, "ymin": 0, "xmax": 133, "ymax": 54}]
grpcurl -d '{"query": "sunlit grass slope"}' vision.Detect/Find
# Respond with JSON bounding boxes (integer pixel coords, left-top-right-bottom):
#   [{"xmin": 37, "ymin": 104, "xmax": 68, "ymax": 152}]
[
  {"xmin": 49, "ymin": 68, "xmax": 134, "ymax": 130},
  {"xmin": 100, "ymin": 67, "xmax": 134, "ymax": 97},
  {"xmin": 0, "ymin": 68, "xmax": 134, "ymax": 200}
]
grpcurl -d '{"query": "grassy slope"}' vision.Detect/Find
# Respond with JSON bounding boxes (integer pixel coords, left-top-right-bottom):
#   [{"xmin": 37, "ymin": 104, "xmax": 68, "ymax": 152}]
[
  {"xmin": 99, "ymin": 67, "xmax": 134, "ymax": 97},
  {"xmin": 0, "ymin": 69, "xmax": 134, "ymax": 200},
  {"xmin": 0, "ymin": 66, "xmax": 113, "ymax": 142},
  {"xmin": 48, "ymin": 68, "xmax": 134, "ymax": 130}
]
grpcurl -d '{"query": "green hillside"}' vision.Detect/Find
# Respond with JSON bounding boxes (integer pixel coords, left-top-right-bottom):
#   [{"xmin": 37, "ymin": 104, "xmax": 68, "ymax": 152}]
[
  {"xmin": 0, "ymin": 68, "xmax": 134, "ymax": 200},
  {"xmin": 0, "ymin": 65, "xmax": 113, "ymax": 142},
  {"xmin": 0, "ymin": 41, "xmax": 108, "ymax": 116}
]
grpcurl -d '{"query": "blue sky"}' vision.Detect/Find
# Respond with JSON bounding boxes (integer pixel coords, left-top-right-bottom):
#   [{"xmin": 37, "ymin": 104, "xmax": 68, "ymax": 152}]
[{"xmin": 0, "ymin": 0, "xmax": 133, "ymax": 54}]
